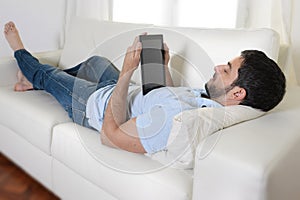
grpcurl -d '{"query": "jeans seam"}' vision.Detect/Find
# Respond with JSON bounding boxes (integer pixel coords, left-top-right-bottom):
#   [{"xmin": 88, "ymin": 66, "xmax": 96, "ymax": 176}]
[{"xmin": 17, "ymin": 51, "xmax": 73, "ymax": 97}]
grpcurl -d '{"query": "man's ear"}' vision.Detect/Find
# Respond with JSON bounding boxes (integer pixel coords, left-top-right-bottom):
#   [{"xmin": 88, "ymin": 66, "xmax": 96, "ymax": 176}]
[{"xmin": 228, "ymin": 86, "xmax": 246, "ymax": 101}]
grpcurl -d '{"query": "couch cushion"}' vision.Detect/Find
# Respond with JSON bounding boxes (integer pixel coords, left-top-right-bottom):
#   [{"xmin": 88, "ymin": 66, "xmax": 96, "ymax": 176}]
[
  {"xmin": 169, "ymin": 27, "xmax": 280, "ymax": 65},
  {"xmin": 88, "ymin": 26, "xmax": 216, "ymax": 87},
  {"xmin": 60, "ymin": 17, "xmax": 280, "ymax": 88},
  {"xmin": 0, "ymin": 86, "xmax": 71, "ymax": 155},
  {"xmin": 59, "ymin": 17, "xmax": 153, "ymax": 69},
  {"xmin": 150, "ymin": 105, "xmax": 264, "ymax": 169},
  {"xmin": 51, "ymin": 123, "xmax": 193, "ymax": 200}
]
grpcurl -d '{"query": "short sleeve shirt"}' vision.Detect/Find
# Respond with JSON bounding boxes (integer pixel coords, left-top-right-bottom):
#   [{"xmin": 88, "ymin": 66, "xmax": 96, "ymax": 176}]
[{"xmin": 86, "ymin": 85, "xmax": 222, "ymax": 153}]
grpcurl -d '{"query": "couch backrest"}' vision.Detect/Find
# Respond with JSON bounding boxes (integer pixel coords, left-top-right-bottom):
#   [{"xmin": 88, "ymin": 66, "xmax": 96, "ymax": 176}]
[{"xmin": 59, "ymin": 17, "xmax": 280, "ymax": 87}]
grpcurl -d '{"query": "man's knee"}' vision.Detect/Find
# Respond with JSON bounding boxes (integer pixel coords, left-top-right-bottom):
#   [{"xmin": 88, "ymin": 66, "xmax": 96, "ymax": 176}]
[{"xmin": 88, "ymin": 56, "xmax": 111, "ymax": 67}]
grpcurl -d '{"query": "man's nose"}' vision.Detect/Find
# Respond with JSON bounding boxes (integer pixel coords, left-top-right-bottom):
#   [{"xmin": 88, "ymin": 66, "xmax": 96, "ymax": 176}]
[{"xmin": 214, "ymin": 65, "xmax": 224, "ymax": 72}]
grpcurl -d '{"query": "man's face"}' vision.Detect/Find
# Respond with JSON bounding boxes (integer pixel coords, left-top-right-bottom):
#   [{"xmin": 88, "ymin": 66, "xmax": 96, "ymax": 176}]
[{"xmin": 206, "ymin": 56, "xmax": 244, "ymax": 101}]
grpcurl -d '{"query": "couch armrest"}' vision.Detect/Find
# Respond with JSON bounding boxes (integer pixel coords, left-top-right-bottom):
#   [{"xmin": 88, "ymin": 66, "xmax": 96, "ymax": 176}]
[
  {"xmin": 0, "ymin": 50, "xmax": 62, "ymax": 86},
  {"xmin": 192, "ymin": 87, "xmax": 300, "ymax": 200}
]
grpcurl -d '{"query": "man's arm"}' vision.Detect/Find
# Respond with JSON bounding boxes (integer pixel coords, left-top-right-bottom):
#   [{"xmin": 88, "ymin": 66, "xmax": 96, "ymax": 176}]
[{"xmin": 101, "ymin": 36, "xmax": 146, "ymax": 153}]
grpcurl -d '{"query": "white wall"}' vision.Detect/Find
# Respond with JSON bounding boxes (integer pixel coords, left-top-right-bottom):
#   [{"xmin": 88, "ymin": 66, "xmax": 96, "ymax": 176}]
[
  {"xmin": 291, "ymin": 0, "xmax": 300, "ymax": 84},
  {"xmin": 0, "ymin": 0, "xmax": 66, "ymax": 58}
]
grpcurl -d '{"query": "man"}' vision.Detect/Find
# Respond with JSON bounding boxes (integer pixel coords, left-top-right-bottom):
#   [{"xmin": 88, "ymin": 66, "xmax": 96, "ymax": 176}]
[{"xmin": 4, "ymin": 21, "xmax": 286, "ymax": 154}]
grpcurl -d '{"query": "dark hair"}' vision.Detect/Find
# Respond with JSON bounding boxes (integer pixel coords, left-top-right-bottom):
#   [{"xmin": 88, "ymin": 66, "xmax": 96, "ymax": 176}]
[{"xmin": 231, "ymin": 50, "xmax": 286, "ymax": 112}]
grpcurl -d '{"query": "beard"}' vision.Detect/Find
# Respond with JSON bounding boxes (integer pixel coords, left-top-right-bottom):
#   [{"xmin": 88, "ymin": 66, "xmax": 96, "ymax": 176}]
[{"xmin": 205, "ymin": 82, "xmax": 234, "ymax": 100}]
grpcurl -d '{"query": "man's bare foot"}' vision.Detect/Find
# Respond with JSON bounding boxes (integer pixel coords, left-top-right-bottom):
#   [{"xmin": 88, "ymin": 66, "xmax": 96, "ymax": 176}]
[
  {"xmin": 3, "ymin": 22, "xmax": 31, "ymax": 91},
  {"xmin": 4, "ymin": 21, "xmax": 24, "ymax": 51},
  {"xmin": 14, "ymin": 70, "xmax": 33, "ymax": 92}
]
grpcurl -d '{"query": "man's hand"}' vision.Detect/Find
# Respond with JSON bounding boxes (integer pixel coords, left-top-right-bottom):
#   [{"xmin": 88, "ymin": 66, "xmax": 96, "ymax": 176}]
[
  {"xmin": 163, "ymin": 43, "xmax": 170, "ymax": 66},
  {"xmin": 120, "ymin": 36, "xmax": 142, "ymax": 78},
  {"xmin": 163, "ymin": 43, "xmax": 174, "ymax": 86}
]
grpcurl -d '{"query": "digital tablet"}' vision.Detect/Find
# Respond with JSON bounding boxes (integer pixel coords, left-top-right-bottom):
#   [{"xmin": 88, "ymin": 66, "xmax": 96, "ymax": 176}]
[{"xmin": 139, "ymin": 34, "xmax": 166, "ymax": 95}]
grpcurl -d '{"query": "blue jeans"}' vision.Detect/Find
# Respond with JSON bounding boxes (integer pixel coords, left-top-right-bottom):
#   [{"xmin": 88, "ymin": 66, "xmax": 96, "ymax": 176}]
[{"xmin": 14, "ymin": 49, "xmax": 120, "ymax": 128}]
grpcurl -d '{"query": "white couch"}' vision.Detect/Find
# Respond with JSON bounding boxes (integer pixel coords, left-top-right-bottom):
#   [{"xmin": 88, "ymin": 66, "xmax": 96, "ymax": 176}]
[{"xmin": 1, "ymin": 17, "xmax": 300, "ymax": 200}]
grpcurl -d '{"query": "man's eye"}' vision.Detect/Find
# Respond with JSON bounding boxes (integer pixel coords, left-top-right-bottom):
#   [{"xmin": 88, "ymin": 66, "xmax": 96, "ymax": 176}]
[{"xmin": 224, "ymin": 69, "xmax": 227, "ymax": 73}]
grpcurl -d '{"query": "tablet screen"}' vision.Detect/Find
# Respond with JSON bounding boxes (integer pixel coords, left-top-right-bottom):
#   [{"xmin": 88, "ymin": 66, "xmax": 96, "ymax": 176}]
[{"xmin": 140, "ymin": 35, "xmax": 166, "ymax": 95}]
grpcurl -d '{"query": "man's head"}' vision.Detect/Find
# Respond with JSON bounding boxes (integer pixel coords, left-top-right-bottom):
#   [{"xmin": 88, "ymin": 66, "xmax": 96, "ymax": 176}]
[{"xmin": 206, "ymin": 50, "xmax": 286, "ymax": 112}]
